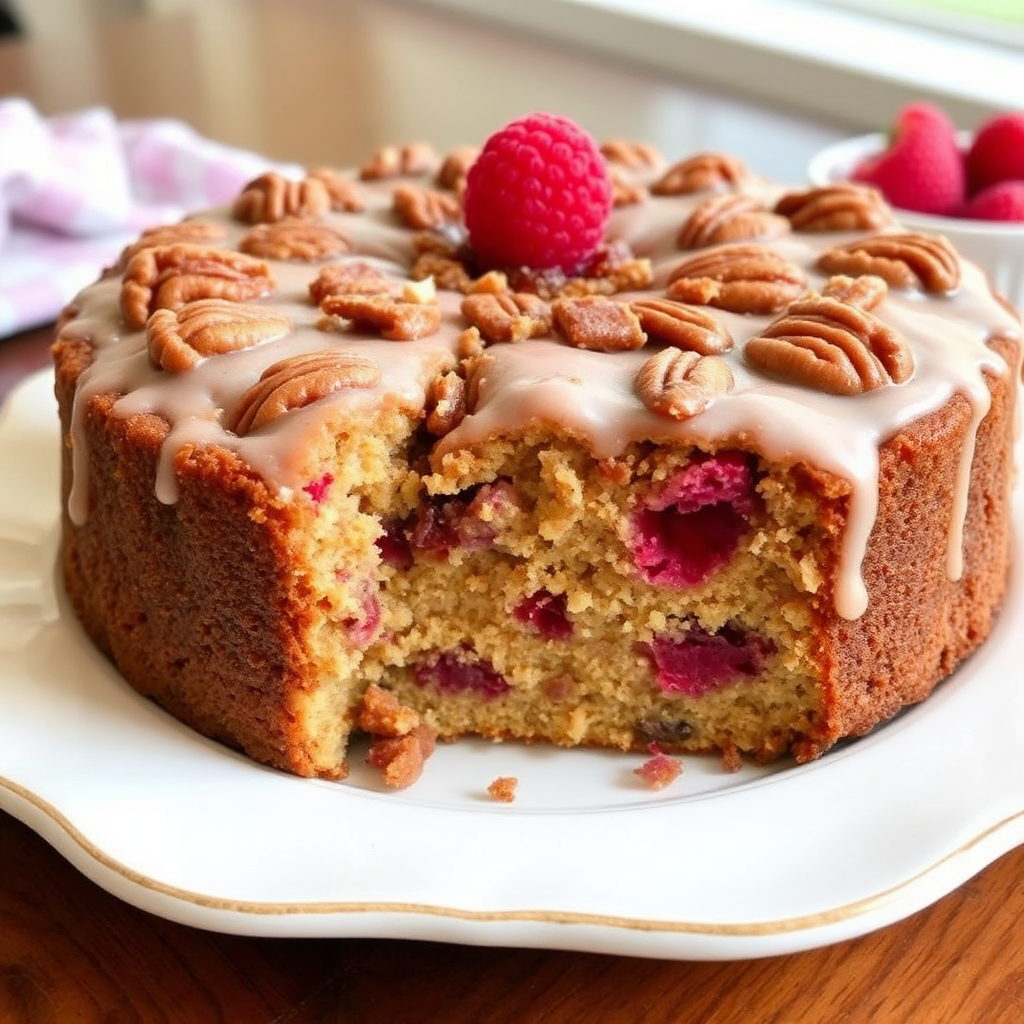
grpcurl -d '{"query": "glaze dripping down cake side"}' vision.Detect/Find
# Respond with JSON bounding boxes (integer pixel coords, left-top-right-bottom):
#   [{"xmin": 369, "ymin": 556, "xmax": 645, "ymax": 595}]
[{"xmin": 52, "ymin": 116, "xmax": 1021, "ymax": 781}]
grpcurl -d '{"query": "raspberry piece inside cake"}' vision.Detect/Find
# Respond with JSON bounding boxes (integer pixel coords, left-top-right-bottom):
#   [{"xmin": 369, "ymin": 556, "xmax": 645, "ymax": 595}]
[
  {"xmin": 629, "ymin": 451, "xmax": 759, "ymax": 588},
  {"xmin": 342, "ymin": 586, "xmax": 382, "ymax": 648},
  {"xmin": 302, "ymin": 471, "xmax": 334, "ymax": 505},
  {"xmin": 409, "ymin": 482, "xmax": 517, "ymax": 557},
  {"xmin": 642, "ymin": 622, "xmax": 774, "ymax": 697},
  {"xmin": 513, "ymin": 589, "xmax": 573, "ymax": 640},
  {"xmin": 376, "ymin": 520, "xmax": 414, "ymax": 570},
  {"xmin": 413, "ymin": 649, "xmax": 511, "ymax": 698}
]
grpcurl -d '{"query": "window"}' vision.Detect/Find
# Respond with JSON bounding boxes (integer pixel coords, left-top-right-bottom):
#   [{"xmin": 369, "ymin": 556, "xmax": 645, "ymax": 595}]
[{"xmin": 409, "ymin": 0, "xmax": 1023, "ymax": 129}]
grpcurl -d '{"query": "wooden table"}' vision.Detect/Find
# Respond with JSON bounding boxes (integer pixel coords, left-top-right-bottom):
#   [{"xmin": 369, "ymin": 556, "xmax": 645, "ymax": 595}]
[{"xmin": 2, "ymin": 2, "xmax": 1024, "ymax": 1021}]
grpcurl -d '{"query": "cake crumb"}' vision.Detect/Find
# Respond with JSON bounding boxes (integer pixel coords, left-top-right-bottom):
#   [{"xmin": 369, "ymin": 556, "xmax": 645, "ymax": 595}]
[
  {"xmin": 357, "ymin": 683, "xmax": 420, "ymax": 737},
  {"xmin": 366, "ymin": 725, "xmax": 436, "ymax": 789},
  {"xmin": 487, "ymin": 776, "xmax": 518, "ymax": 803},
  {"xmin": 720, "ymin": 743, "xmax": 744, "ymax": 774},
  {"xmin": 633, "ymin": 744, "xmax": 682, "ymax": 790}
]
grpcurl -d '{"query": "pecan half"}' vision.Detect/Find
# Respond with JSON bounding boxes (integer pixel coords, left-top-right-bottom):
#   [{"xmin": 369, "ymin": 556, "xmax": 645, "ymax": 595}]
[
  {"xmin": 424, "ymin": 370, "xmax": 467, "ymax": 436},
  {"xmin": 117, "ymin": 220, "xmax": 227, "ymax": 269},
  {"xmin": 773, "ymin": 183, "xmax": 894, "ymax": 232},
  {"xmin": 629, "ymin": 298, "xmax": 733, "ymax": 354},
  {"xmin": 821, "ymin": 274, "xmax": 888, "ymax": 311},
  {"xmin": 239, "ymin": 218, "xmax": 351, "ymax": 261},
  {"xmin": 601, "ymin": 139, "xmax": 662, "ymax": 168},
  {"xmin": 227, "ymin": 350, "xmax": 382, "ymax": 435},
  {"xmin": 666, "ymin": 244, "xmax": 806, "ymax": 315},
  {"xmin": 651, "ymin": 152, "xmax": 748, "ymax": 195},
  {"xmin": 232, "ymin": 171, "xmax": 331, "ymax": 224},
  {"xmin": 677, "ymin": 194, "xmax": 790, "ymax": 249},
  {"xmin": 461, "ymin": 292, "xmax": 551, "ymax": 344},
  {"xmin": 359, "ymin": 142, "xmax": 436, "ymax": 180},
  {"xmin": 392, "ymin": 183, "xmax": 461, "ymax": 230},
  {"xmin": 309, "ymin": 261, "xmax": 392, "ymax": 304},
  {"xmin": 610, "ymin": 170, "xmax": 647, "ymax": 207},
  {"xmin": 147, "ymin": 299, "xmax": 291, "ymax": 372},
  {"xmin": 635, "ymin": 348, "xmax": 734, "ymax": 419},
  {"xmin": 435, "ymin": 146, "xmax": 479, "ymax": 191},
  {"xmin": 817, "ymin": 232, "xmax": 960, "ymax": 293},
  {"xmin": 745, "ymin": 295, "xmax": 913, "ymax": 394},
  {"xmin": 120, "ymin": 244, "xmax": 275, "ymax": 329},
  {"xmin": 306, "ymin": 167, "xmax": 366, "ymax": 212},
  {"xmin": 552, "ymin": 296, "xmax": 646, "ymax": 352},
  {"xmin": 321, "ymin": 293, "xmax": 441, "ymax": 341}
]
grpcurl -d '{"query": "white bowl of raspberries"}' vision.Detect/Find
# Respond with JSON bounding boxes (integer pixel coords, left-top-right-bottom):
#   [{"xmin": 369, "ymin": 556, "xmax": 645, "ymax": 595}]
[{"xmin": 808, "ymin": 102, "xmax": 1024, "ymax": 314}]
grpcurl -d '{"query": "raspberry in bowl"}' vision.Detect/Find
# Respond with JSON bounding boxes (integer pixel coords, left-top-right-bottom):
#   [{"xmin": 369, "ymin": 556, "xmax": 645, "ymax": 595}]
[{"xmin": 808, "ymin": 103, "xmax": 1024, "ymax": 315}]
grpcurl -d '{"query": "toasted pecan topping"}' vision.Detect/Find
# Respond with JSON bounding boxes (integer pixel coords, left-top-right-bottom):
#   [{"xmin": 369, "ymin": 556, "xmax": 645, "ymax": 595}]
[
  {"xmin": 120, "ymin": 244, "xmax": 275, "ymax": 329},
  {"xmin": 117, "ymin": 220, "xmax": 227, "ymax": 269},
  {"xmin": 677, "ymin": 194, "xmax": 790, "ymax": 249},
  {"xmin": 461, "ymin": 292, "xmax": 551, "ymax": 344},
  {"xmin": 510, "ymin": 243, "xmax": 654, "ymax": 301},
  {"xmin": 745, "ymin": 295, "xmax": 913, "ymax": 395},
  {"xmin": 774, "ymin": 183, "xmax": 894, "ymax": 232},
  {"xmin": 424, "ymin": 370, "xmax": 467, "ymax": 436},
  {"xmin": 435, "ymin": 145, "xmax": 479, "ymax": 190},
  {"xmin": 147, "ymin": 299, "xmax": 291, "ymax": 373},
  {"xmin": 816, "ymin": 232, "xmax": 961, "ymax": 293},
  {"xmin": 457, "ymin": 326, "xmax": 486, "ymax": 359},
  {"xmin": 466, "ymin": 270, "xmax": 510, "ymax": 295},
  {"xmin": 410, "ymin": 234, "xmax": 476, "ymax": 292},
  {"xmin": 359, "ymin": 142, "xmax": 436, "ymax": 180},
  {"xmin": 232, "ymin": 171, "xmax": 331, "ymax": 224},
  {"xmin": 651, "ymin": 152, "xmax": 748, "ymax": 195},
  {"xmin": 392, "ymin": 183, "xmax": 461, "ymax": 230},
  {"xmin": 552, "ymin": 296, "xmax": 647, "ymax": 352},
  {"xmin": 309, "ymin": 261, "xmax": 392, "ymax": 304},
  {"xmin": 600, "ymin": 139, "xmax": 662, "ymax": 168},
  {"xmin": 306, "ymin": 167, "xmax": 366, "ymax": 212},
  {"xmin": 610, "ymin": 170, "xmax": 647, "ymax": 207},
  {"xmin": 239, "ymin": 218, "xmax": 352, "ymax": 261},
  {"xmin": 666, "ymin": 244, "xmax": 806, "ymax": 315},
  {"xmin": 821, "ymin": 274, "xmax": 888, "ymax": 311},
  {"xmin": 228, "ymin": 350, "xmax": 382, "ymax": 435},
  {"xmin": 321, "ymin": 293, "xmax": 442, "ymax": 341},
  {"xmin": 635, "ymin": 348, "xmax": 734, "ymax": 419},
  {"xmin": 629, "ymin": 298, "xmax": 733, "ymax": 354}
]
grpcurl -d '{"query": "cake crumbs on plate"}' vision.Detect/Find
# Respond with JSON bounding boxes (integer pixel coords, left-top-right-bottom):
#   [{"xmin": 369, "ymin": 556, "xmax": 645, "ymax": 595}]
[
  {"xmin": 720, "ymin": 743, "xmax": 744, "ymax": 774},
  {"xmin": 358, "ymin": 684, "xmax": 436, "ymax": 789},
  {"xmin": 487, "ymin": 776, "xmax": 519, "ymax": 802},
  {"xmin": 633, "ymin": 744, "xmax": 682, "ymax": 790}
]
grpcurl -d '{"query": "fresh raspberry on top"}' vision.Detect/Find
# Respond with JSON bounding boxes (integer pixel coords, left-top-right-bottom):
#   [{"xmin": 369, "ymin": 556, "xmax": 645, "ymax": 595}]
[
  {"xmin": 965, "ymin": 112, "xmax": 1024, "ymax": 195},
  {"xmin": 463, "ymin": 112, "xmax": 613, "ymax": 273},
  {"xmin": 959, "ymin": 180, "xmax": 1024, "ymax": 222},
  {"xmin": 852, "ymin": 102, "xmax": 965, "ymax": 215}
]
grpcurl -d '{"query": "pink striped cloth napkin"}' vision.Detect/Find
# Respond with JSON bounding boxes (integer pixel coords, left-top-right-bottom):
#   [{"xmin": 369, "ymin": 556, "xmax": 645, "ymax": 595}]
[{"xmin": 0, "ymin": 97, "xmax": 299, "ymax": 337}]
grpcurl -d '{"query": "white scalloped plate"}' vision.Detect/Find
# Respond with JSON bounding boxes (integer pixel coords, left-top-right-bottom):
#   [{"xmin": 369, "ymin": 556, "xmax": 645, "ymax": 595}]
[{"xmin": 2, "ymin": 370, "xmax": 1023, "ymax": 961}]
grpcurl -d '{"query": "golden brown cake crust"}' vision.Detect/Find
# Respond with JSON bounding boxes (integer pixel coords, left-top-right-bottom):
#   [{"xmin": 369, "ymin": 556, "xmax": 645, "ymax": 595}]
[
  {"xmin": 810, "ymin": 343, "xmax": 1016, "ymax": 758},
  {"xmin": 57, "ymin": 334, "xmax": 334, "ymax": 776}
]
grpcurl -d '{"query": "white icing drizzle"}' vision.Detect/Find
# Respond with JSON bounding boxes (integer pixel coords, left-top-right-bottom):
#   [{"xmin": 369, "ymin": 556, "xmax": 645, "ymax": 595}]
[{"xmin": 59, "ymin": 158, "xmax": 1022, "ymax": 621}]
